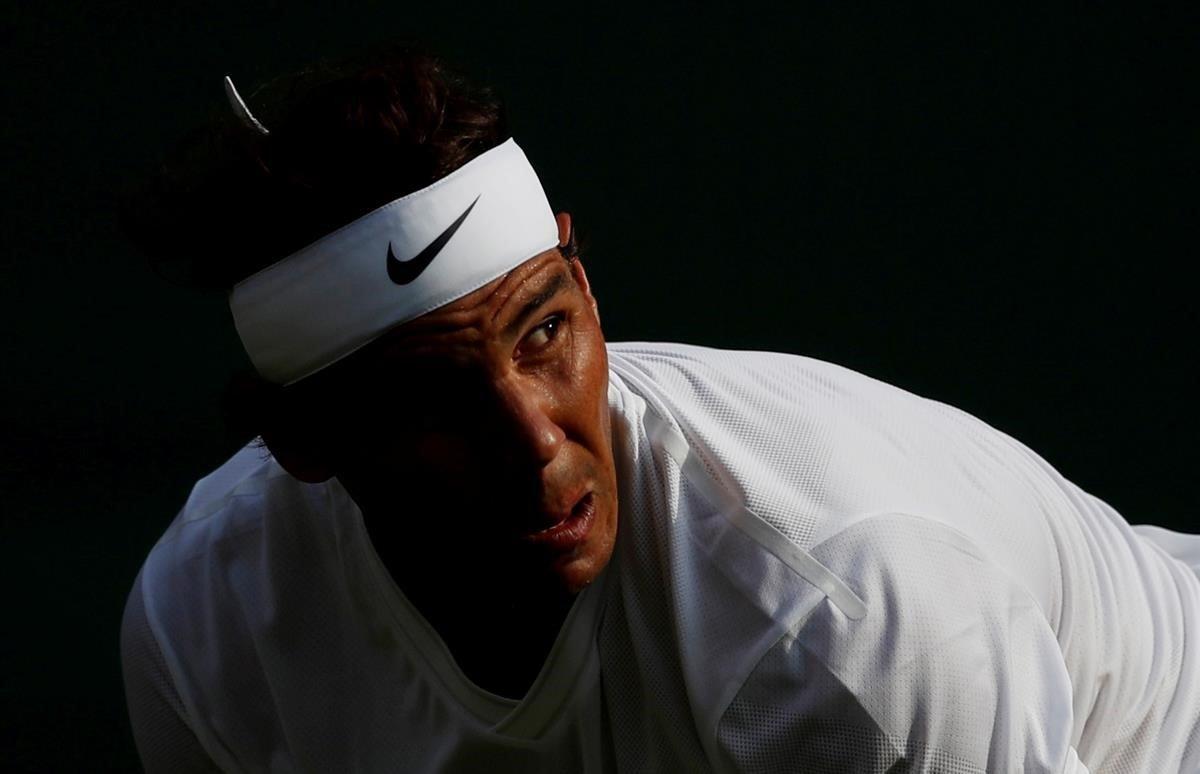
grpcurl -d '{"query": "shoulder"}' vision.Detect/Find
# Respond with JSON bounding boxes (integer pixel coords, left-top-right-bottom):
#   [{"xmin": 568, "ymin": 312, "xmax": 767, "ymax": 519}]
[
  {"xmin": 605, "ymin": 341, "xmax": 984, "ymax": 448},
  {"xmin": 153, "ymin": 440, "xmax": 281, "ymax": 546},
  {"xmin": 606, "ymin": 342, "xmax": 1072, "ymax": 583},
  {"xmin": 606, "ymin": 341, "xmax": 954, "ymax": 547},
  {"xmin": 147, "ymin": 439, "xmax": 328, "ymax": 567},
  {"xmin": 606, "ymin": 340, "xmax": 886, "ymax": 404},
  {"xmin": 604, "ymin": 340, "xmax": 947, "ymax": 457},
  {"xmin": 127, "ymin": 441, "xmax": 360, "ymax": 758},
  {"xmin": 136, "ymin": 441, "xmax": 279, "ymax": 633},
  {"xmin": 134, "ymin": 439, "xmax": 343, "ymax": 677},
  {"xmin": 606, "ymin": 339, "xmax": 891, "ymax": 444},
  {"xmin": 125, "ymin": 441, "xmax": 376, "ymax": 769},
  {"xmin": 719, "ymin": 512, "xmax": 1081, "ymax": 772},
  {"xmin": 119, "ymin": 441, "xmax": 284, "ymax": 773}
]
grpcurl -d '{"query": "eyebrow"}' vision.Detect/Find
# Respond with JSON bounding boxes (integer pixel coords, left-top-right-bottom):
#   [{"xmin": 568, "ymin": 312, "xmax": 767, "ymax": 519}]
[{"xmin": 502, "ymin": 271, "xmax": 571, "ymax": 337}]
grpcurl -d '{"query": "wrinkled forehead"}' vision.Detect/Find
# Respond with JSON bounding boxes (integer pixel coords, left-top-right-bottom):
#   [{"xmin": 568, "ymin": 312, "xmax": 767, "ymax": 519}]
[
  {"xmin": 292, "ymin": 253, "xmax": 573, "ymax": 398},
  {"xmin": 339, "ymin": 250, "xmax": 572, "ymax": 370}
]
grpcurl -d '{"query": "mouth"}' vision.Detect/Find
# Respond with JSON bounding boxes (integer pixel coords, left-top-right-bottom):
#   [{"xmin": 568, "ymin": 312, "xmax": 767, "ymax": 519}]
[{"xmin": 522, "ymin": 491, "xmax": 597, "ymax": 552}]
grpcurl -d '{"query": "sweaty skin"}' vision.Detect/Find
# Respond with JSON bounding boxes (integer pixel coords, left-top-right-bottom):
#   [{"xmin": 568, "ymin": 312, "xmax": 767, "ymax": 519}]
[{"xmin": 264, "ymin": 213, "xmax": 618, "ymax": 698}]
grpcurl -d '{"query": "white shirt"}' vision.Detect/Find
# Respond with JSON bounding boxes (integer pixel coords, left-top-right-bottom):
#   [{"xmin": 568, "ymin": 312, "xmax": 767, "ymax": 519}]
[{"xmin": 122, "ymin": 342, "xmax": 1200, "ymax": 772}]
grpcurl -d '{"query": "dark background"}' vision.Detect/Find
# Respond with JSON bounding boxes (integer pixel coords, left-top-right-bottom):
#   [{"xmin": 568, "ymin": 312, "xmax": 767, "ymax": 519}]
[{"xmin": 3, "ymin": 3, "xmax": 1196, "ymax": 770}]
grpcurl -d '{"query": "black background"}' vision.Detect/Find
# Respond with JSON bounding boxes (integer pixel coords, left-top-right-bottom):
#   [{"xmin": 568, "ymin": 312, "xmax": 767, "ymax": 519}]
[{"xmin": 3, "ymin": 3, "xmax": 1196, "ymax": 770}]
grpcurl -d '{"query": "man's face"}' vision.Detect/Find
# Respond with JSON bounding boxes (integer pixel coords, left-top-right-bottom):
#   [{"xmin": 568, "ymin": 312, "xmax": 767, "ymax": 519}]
[{"xmin": 326, "ymin": 247, "xmax": 617, "ymax": 594}]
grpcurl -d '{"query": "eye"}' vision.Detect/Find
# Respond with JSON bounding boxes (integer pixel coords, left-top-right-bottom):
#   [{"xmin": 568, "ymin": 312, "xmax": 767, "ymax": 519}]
[{"xmin": 520, "ymin": 314, "xmax": 566, "ymax": 355}]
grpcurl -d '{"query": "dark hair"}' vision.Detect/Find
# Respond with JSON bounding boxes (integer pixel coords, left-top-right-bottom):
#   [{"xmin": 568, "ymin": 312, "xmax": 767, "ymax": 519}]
[
  {"xmin": 120, "ymin": 43, "xmax": 576, "ymax": 447},
  {"xmin": 120, "ymin": 42, "xmax": 512, "ymax": 290}
]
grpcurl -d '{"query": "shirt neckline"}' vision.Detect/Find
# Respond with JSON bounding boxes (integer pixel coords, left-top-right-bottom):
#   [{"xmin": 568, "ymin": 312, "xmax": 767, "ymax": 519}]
[{"xmin": 334, "ymin": 477, "xmax": 612, "ymax": 738}]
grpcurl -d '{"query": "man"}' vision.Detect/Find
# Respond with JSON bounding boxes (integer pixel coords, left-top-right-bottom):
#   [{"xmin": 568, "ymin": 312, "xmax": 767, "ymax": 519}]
[{"xmin": 120, "ymin": 45, "xmax": 1200, "ymax": 773}]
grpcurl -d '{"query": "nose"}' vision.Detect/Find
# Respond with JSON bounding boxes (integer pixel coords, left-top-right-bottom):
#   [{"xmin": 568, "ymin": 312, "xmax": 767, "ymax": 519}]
[{"xmin": 491, "ymin": 374, "xmax": 566, "ymax": 468}]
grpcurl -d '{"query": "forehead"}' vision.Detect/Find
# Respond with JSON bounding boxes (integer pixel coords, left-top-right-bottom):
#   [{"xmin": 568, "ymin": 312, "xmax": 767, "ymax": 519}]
[{"xmin": 358, "ymin": 250, "xmax": 571, "ymax": 363}]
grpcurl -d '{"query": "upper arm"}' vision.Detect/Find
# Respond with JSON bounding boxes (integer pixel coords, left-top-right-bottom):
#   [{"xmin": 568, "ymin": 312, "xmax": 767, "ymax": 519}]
[
  {"xmin": 717, "ymin": 513, "xmax": 1089, "ymax": 773},
  {"xmin": 120, "ymin": 566, "xmax": 222, "ymax": 774}
]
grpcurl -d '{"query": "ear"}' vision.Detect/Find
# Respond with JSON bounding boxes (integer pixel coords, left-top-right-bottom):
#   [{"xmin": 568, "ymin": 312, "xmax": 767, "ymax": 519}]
[
  {"xmin": 555, "ymin": 211, "xmax": 573, "ymax": 250},
  {"xmin": 555, "ymin": 210, "xmax": 600, "ymax": 323},
  {"xmin": 260, "ymin": 425, "xmax": 337, "ymax": 483},
  {"xmin": 568, "ymin": 256, "xmax": 601, "ymax": 326}
]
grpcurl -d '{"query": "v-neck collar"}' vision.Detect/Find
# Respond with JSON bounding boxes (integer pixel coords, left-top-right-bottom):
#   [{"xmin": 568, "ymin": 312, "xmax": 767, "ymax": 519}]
[{"xmin": 338, "ymin": 480, "xmax": 611, "ymax": 738}]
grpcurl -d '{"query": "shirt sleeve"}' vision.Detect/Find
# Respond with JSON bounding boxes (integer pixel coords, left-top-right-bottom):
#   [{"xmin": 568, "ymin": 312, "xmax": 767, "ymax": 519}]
[
  {"xmin": 716, "ymin": 513, "xmax": 1091, "ymax": 773},
  {"xmin": 120, "ymin": 566, "xmax": 222, "ymax": 774}
]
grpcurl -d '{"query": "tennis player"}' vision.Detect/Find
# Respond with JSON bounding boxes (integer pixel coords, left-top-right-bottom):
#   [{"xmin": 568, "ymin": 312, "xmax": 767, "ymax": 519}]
[{"xmin": 120, "ymin": 45, "xmax": 1200, "ymax": 773}]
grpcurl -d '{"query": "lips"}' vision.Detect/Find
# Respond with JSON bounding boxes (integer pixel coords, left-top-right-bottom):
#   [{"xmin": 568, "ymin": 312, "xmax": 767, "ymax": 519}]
[{"xmin": 523, "ymin": 491, "xmax": 597, "ymax": 551}]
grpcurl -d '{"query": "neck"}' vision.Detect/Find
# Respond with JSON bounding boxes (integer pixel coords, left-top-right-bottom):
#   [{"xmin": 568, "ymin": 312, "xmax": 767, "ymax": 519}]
[{"xmin": 359, "ymin": 506, "xmax": 578, "ymax": 699}]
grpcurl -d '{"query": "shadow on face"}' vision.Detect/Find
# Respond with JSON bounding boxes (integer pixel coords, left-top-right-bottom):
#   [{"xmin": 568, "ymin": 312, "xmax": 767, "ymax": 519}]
[{"xmin": 307, "ymin": 248, "xmax": 620, "ymax": 594}]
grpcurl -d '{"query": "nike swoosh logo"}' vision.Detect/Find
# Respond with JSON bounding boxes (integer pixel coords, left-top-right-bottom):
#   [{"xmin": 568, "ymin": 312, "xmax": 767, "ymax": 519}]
[{"xmin": 386, "ymin": 194, "xmax": 482, "ymax": 285}]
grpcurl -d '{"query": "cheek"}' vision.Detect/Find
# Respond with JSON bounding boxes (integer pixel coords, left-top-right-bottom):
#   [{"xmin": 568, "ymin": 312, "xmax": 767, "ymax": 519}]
[
  {"xmin": 567, "ymin": 322, "xmax": 616, "ymax": 484},
  {"xmin": 412, "ymin": 433, "xmax": 467, "ymax": 466},
  {"xmin": 563, "ymin": 312, "xmax": 609, "ymax": 408},
  {"xmin": 351, "ymin": 429, "xmax": 475, "ymax": 491}
]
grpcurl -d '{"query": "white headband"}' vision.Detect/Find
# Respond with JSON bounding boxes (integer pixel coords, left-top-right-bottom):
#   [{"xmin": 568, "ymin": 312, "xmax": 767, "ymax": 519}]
[{"xmin": 229, "ymin": 138, "xmax": 559, "ymax": 385}]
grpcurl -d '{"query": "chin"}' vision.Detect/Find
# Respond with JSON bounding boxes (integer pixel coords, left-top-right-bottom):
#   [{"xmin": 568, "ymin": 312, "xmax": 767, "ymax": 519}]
[
  {"xmin": 553, "ymin": 507, "xmax": 617, "ymax": 593},
  {"xmin": 555, "ymin": 556, "xmax": 605, "ymax": 593}
]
